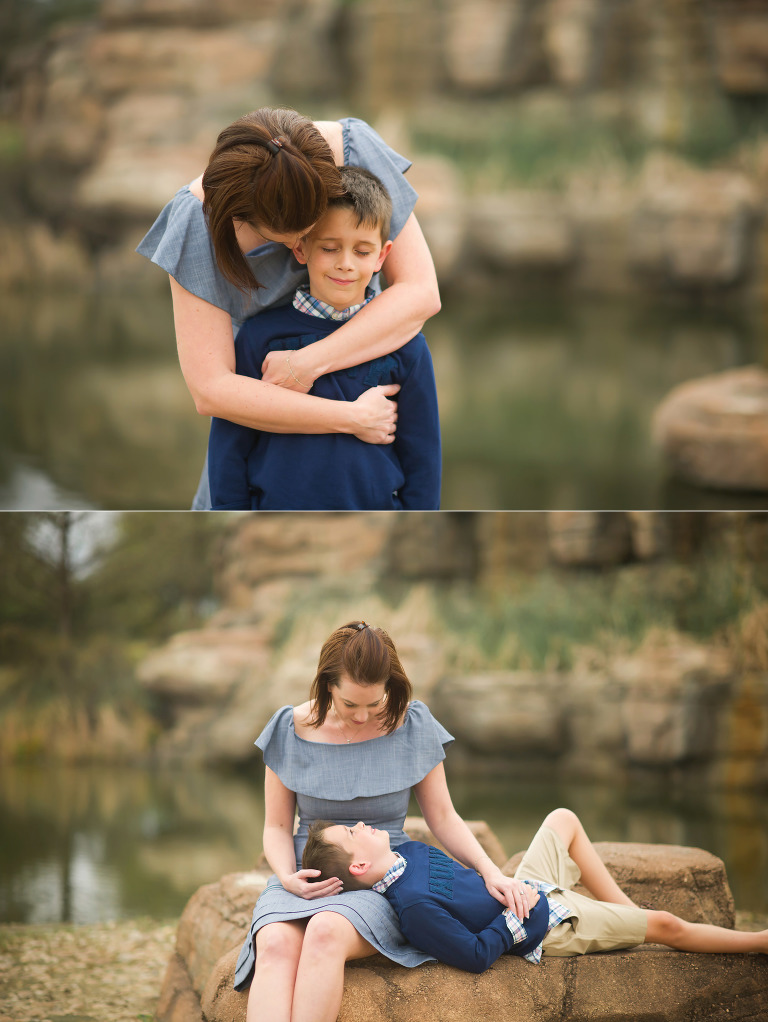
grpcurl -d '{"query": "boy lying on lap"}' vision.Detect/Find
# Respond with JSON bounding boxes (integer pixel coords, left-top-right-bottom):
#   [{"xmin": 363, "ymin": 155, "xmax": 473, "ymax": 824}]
[{"xmin": 302, "ymin": 808, "xmax": 768, "ymax": 973}]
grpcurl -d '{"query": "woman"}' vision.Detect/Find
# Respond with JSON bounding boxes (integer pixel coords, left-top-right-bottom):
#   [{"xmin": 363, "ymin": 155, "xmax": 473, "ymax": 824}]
[
  {"xmin": 237, "ymin": 621, "xmax": 532, "ymax": 1022},
  {"xmin": 137, "ymin": 108, "xmax": 441, "ymax": 508}
]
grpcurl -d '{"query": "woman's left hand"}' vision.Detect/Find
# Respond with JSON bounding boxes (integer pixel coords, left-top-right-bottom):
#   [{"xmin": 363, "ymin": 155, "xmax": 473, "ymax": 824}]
[
  {"xmin": 261, "ymin": 348, "xmax": 315, "ymax": 392},
  {"xmin": 483, "ymin": 870, "xmax": 539, "ymax": 919}
]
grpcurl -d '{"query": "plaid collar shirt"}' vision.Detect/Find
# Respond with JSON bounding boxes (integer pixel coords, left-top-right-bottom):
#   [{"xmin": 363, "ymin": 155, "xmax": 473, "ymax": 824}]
[
  {"xmin": 292, "ymin": 284, "xmax": 374, "ymax": 322},
  {"xmin": 372, "ymin": 852, "xmax": 407, "ymax": 893},
  {"xmin": 503, "ymin": 880, "xmax": 573, "ymax": 963}
]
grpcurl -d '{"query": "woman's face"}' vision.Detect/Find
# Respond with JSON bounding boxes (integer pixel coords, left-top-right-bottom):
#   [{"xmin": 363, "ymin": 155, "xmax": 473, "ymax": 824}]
[
  {"xmin": 330, "ymin": 675, "xmax": 387, "ymax": 727},
  {"xmin": 253, "ymin": 223, "xmax": 316, "ymax": 250}
]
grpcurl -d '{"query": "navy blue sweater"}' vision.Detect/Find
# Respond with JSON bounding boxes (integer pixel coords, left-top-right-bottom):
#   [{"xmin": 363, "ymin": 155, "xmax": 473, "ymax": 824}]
[
  {"xmin": 207, "ymin": 303, "xmax": 441, "ymax": 510},
  {"xmin": 381, "ymin": 842, "xmax": 550, "ymax": 973}
]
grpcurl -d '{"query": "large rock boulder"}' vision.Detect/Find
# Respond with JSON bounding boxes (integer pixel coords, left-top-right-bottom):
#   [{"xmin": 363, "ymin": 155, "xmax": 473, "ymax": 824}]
[
  {"xmin": 629, "ymin": 155, "xmax": 759, "ymax": 289},
  {"xmin": 653, "ymin": 366, "xmax": 768, "ymax": 492},
  {"xmin": 156, "ymin": 824, "xmax": 766, "ymax": 1022}
]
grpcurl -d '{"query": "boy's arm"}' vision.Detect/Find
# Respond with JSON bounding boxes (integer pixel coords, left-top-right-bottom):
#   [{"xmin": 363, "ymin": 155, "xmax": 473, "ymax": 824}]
[
  {"xmin": 396, "ymin": 902, "xmax": 522, "ymax": 974},
  {"xmin": 392, "ymin": 336, "xmax": 441, "ymax": 510},
  {"xmin": 207, "ymin": 333, "xmax": 266, "ymax": 510}
]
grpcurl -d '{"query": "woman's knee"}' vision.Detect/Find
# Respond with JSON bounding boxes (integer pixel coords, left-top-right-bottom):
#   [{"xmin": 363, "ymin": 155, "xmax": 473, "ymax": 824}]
[
  {"xmin": 255, "ymin": 922, "xmax": 305, "ymax": 966},
  {"xmin": 303, "ymin": 913, "xmax": 358, "ymax": 960}
]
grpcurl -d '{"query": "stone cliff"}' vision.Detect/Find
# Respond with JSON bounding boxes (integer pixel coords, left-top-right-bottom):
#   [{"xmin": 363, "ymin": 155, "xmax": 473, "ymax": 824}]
[
  {"xmin": 4, "ymin": 0, "xmax": 768, "ymax": 296},
  {"xmin": 135, "ymin": 512, "xmax": 768, "ymax": 789}
]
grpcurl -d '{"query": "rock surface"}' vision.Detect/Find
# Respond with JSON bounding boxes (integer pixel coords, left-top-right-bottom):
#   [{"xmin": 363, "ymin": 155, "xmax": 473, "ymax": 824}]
[
  {"xmin": 157, "ymin": 826, "xmax": 767, "ymax": 1022},
  {"xmin": 653, "ymin": 366, "xmax": 768, "ymax": 492},
  {"xmin": 131, "ymin": 514, "xmax": 768, "ymax": 785}
]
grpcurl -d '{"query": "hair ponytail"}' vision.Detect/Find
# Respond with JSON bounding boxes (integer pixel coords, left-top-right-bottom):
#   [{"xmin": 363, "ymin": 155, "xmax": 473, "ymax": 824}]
[{"xmin": 202, "ymin": 108, "xmax": 343, "ymax": 291}]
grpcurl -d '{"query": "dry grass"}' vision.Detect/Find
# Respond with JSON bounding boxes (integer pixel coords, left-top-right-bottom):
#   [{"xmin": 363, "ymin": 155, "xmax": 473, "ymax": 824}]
[{"xmin": 0, "ymin": 919, "xmax": 176, "ymax": 1022}]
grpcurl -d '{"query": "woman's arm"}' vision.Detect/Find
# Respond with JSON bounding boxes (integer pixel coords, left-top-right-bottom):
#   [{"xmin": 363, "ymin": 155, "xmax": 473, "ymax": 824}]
[
  {"xmin": 263, "ymin": 766, "xmax": 343, "ymax": 899},
  {"xmin": 261, "ymin": 213, "xmax": 441, "ymax": 389},
  {"xmin": 412, "ymin": 763, "xmax": 532, "ymax": 919},
  {"xmin": 171, "ymin": 276, "xmax": 398, "ymax": 442}
]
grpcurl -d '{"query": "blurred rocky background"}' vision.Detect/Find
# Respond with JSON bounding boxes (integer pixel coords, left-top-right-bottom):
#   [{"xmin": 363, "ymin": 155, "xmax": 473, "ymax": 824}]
[
  {"xmin": 4, "ymin": 0, "xmax": 768, "ymax": 297},
  {"xmin": 3, "ymin": 509, "xmax": 767, "ymax": 790}
]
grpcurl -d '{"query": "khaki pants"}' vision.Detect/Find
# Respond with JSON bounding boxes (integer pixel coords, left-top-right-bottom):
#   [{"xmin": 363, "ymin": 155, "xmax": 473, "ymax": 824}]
[{"xmin": 515, "ymin": 824, "xmax": 648, "ymax": 956}]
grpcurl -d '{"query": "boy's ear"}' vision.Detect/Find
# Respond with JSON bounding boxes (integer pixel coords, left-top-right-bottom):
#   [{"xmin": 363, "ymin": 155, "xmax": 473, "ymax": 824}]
[
  {"xmin": 293, "ymin": 238, "xmax": 309, "ymax": 265},
  {"xmin": 374, "ymin": 239, "xmax": 393, "ymax": 273},
  {"xmin": 348, "ymin": 859, "xmax": 372, "ymax": 878}
]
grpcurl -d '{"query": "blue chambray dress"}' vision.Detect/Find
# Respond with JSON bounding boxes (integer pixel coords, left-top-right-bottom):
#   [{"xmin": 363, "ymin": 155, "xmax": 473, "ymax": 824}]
[
  {"xmin": 136, "ymin": 118, "xmax": 419, "ymax": 509},
  {"xmin": 233, "ymin": 700, "xmax": 454, "ymax": 990}
]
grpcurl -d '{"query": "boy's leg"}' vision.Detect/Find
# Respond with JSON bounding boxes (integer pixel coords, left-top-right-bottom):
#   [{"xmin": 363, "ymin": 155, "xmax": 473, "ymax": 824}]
[
  {"xmin": 645, "ymin": 911, "xmax": 768, "ymax": 954},
  {"xmin": 542, "ymin": 808, "xmax": 637, "ymax": 908}
]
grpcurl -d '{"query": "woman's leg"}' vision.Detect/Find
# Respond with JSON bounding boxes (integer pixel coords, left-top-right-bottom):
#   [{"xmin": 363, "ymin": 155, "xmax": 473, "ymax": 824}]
[
  {"xmin": 247, "ymin": 921, "xmax": 306, "ymax": 1022},
  {"xmin": 543, "ymin": 808, "xmax": 638, "ymax": 907},
  {"xmin": 646, "ymin": 911, "xmax": 768, "ymax": 953},
  {"xmin": 291, "ymin": 912, "xmax": 377, "ymax": 1022}
]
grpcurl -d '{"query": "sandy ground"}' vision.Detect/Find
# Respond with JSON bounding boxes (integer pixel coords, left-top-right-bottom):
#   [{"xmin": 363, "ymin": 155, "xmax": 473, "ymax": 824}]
[
  {"xmin": 1, "ymin": 913, "xmax": 766, "ymax": 1022},
  {"xmin": 0, "ymin": 919, "xmax": 176, "ymax": 1022}
]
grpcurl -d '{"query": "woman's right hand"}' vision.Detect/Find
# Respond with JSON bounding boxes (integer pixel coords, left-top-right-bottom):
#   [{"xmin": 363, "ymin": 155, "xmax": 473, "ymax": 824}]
[
  {"xmin": 349, "ymin": 384, "xmax": 400, "ymax": 444},
  {"xmin": 281, "ymin": 868, "xmax": 344, "ymax": 900}
]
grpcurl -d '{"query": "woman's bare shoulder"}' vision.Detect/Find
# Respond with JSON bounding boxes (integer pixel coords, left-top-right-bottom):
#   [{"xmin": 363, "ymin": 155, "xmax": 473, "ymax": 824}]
[
  {"xmin": 292, "ymin": 700, "xmax": 314, "ymax": 731},
  {"xmin": 314, "ymin": 120, "xmax": 344, "ymax": 164},
  {"xmin": 188, "ymin": 173, "xmax": 204, "ymax": 200}
]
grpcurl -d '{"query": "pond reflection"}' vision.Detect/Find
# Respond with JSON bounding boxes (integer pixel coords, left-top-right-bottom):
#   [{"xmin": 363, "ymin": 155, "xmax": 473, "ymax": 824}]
[
  {"xmin": 0, "ymin": 762, "xmax": 264, "ymax": 923},
  {"xmin": 1, "ymin": 761, "xmax": 766, "ymax": 923},
  {"xmin": 0, "ymin": 287, "xmax": 766, "ymax": 510}
]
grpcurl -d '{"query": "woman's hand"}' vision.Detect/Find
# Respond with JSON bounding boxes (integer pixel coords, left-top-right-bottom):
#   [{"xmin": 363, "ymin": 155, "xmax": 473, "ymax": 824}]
[
  {"xmin": 483, "ymin": 869, "xmax": 540, "ymax": 919},
  {"xmin": 261, "ymin": 349, "xmax": 315, "ymax": 392},
  {"xmin": 349, "ymin": 384, "xmax": 399, "ymax": 444},
  {"xmin": 281, "ymin": 868, "xmax": 344, "ymax": 900}
]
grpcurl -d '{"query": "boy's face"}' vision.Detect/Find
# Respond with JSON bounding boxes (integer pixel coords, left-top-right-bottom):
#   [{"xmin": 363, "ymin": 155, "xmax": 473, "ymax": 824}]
[
  {"xmin": 294, "ymin": 207, "xmax": 392, "ymax": 311},
  {"xmin": 325, "ymin": 821, "xmax": 391, "ymax": 866}
]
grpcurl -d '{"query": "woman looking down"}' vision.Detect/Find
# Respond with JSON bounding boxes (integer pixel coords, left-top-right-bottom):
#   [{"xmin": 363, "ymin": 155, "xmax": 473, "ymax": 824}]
[{"xmin": 236, "ymin": 622, "xmax": 534, "ymax": 1022}]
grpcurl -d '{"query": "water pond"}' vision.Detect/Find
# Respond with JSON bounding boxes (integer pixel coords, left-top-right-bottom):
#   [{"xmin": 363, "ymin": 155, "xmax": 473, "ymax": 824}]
[
  {"xmin": 1, "ymin": 287, "xmax": 766, "ymax": 510},
  {"xmin": 2, "ymin": 761, "xmax": 766, "ymax": 924}
]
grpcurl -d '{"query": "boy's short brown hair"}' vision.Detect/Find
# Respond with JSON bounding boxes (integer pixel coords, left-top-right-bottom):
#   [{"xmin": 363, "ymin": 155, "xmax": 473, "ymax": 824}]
[
  {"xmin": 302, "ymin": 820, "xmax": 370, "ymax": 892},
  {"xmin": 328, "ymin": 166, "xmax": 392, "ymax": 243}
]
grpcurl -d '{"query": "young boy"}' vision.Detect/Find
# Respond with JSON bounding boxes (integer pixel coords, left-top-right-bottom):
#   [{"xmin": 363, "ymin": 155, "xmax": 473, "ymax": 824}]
[
  {"xmin": 207, "ymin": 166, "xmax": 441, "ymax": 510},
  {"xmin": 302, "ymin": 808, "xmax": 768, "ymax": 974}
]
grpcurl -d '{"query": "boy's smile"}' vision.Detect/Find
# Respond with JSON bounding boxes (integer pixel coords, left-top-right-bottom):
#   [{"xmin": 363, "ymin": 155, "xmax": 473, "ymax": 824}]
[{"xmin": 294, "ymin": 207, "xmax": 392, "ymax": 311}]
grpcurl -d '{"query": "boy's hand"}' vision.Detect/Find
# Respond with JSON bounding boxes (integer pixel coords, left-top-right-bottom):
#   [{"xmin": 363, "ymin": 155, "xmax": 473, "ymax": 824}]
[
  {"xmin": 282, "ymin": 868, "xmax": 344, "ymax": 900},
  {"xmin": 349, "ymin": 385, "xmax": 400, "ymax": 444}
]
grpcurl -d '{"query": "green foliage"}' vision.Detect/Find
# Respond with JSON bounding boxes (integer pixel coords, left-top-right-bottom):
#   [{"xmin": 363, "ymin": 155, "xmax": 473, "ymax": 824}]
[
  {"xmin": 83, "ymin": 512, "xmax": 222, "ymax": 640},
  {"xmin": 410, "ymin": 93, "xmax": 755, "ymax": 191},
  {"xmin": 0, "ymin": 512, "xmax": 224, "ymax": 722},
  {"xmin": 439, "ymin": 556, "xmax": 767, "ymax": 672}
]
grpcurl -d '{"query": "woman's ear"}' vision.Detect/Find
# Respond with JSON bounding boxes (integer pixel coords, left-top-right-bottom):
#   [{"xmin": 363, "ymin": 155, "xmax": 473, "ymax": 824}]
[{"xmin": 374, "ymin": 239, "xmax": 393, "ymax": 273}]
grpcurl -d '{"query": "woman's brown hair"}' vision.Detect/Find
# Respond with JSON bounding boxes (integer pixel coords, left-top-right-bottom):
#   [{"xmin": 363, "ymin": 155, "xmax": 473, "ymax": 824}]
[
  {"xmin": 202, "ymin": 107, "xmax": 344, "ymax": 291},
  {"xmin": 309, "ymin": 622, "xmax": 412, "ymax": 734}
]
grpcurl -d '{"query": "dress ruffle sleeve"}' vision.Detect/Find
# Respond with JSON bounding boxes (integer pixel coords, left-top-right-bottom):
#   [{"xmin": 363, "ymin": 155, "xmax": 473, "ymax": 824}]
[
  {"xmin": 255, "ymin": 701, "xmax": 453, "ymax": 800},
  {"xmin": 135, "ymin": 185, "xmax": 307, "ymax": 324}
]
